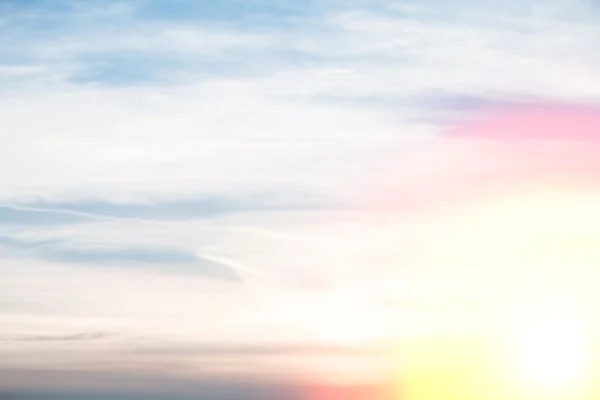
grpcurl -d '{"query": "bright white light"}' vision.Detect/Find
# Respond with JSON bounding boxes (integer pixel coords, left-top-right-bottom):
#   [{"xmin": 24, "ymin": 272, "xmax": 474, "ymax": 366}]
[{"xmin": 512, "ymin": 306, "xmax": 590, "ymax": 393}]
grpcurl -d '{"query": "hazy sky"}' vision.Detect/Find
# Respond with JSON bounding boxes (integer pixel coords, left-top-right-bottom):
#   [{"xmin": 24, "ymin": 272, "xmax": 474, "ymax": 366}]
[{"xmin": 3, "ymin": 0, "xmax": 600, "ymax": 395}]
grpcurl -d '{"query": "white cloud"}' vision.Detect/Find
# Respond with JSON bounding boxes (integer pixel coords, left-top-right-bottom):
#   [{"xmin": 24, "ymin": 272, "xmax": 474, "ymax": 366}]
[
  {"xmin": 3, "ymin": 0, "xmax": 600, "ymax": 382},
  {"xmin": 264, "ymin": 4, "xmax": 600, "ymax": 102},
  {"xmin": 0, "ymin": 253, "xmax": 388, "ymax": 382},
  {"xmin": 0, "ymin": 80, "xmax": 419, "ymax": 203},
  {"xmin": 7, "ymin": 0, "xmax": 600, "ymax": 203}
]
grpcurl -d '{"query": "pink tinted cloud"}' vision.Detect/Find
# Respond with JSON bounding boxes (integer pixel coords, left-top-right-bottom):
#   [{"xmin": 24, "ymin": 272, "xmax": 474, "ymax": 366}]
[
  {"xmin": 451, "ymin": 104, "xmax": 600, "ymax": 142},
  {"xmin": 363, "ymin": 103, "xmax": 600, "ymax": 215}
]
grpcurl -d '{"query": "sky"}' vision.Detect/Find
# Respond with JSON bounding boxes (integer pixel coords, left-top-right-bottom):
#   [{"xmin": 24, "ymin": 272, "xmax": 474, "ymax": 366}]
[{"xmin": 4, "ymin": 0, "xmax": 600, "ymax": 398}]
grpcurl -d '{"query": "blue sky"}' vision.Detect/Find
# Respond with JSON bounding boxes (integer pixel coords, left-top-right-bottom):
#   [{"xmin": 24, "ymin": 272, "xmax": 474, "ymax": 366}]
[{"xmin": 3, "ymin": 0, "xmax": 600, "ymax": 395}]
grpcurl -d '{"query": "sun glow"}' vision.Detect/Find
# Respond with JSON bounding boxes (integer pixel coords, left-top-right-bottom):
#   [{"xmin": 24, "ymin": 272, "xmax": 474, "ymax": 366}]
[
  {"xmin": 511, "ymin": 305, "xmax": 591, "ymax": 393},
  {"xmin": 289, "ymin": 185, "xmax": 600, "ymax": 399},
  {"xmin": 384, "ymin": 185, "xmax": 600, "ymax": 400},
  {"xmin": 264, "ymin": 284, "xmax": 398, "ymax": 346}
]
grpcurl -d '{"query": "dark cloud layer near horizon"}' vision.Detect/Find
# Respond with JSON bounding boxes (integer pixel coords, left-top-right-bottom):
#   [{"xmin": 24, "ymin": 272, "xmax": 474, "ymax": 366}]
[{"xmin": 0, "ymin": 367, "xmax": 389, "ymax": 400}]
